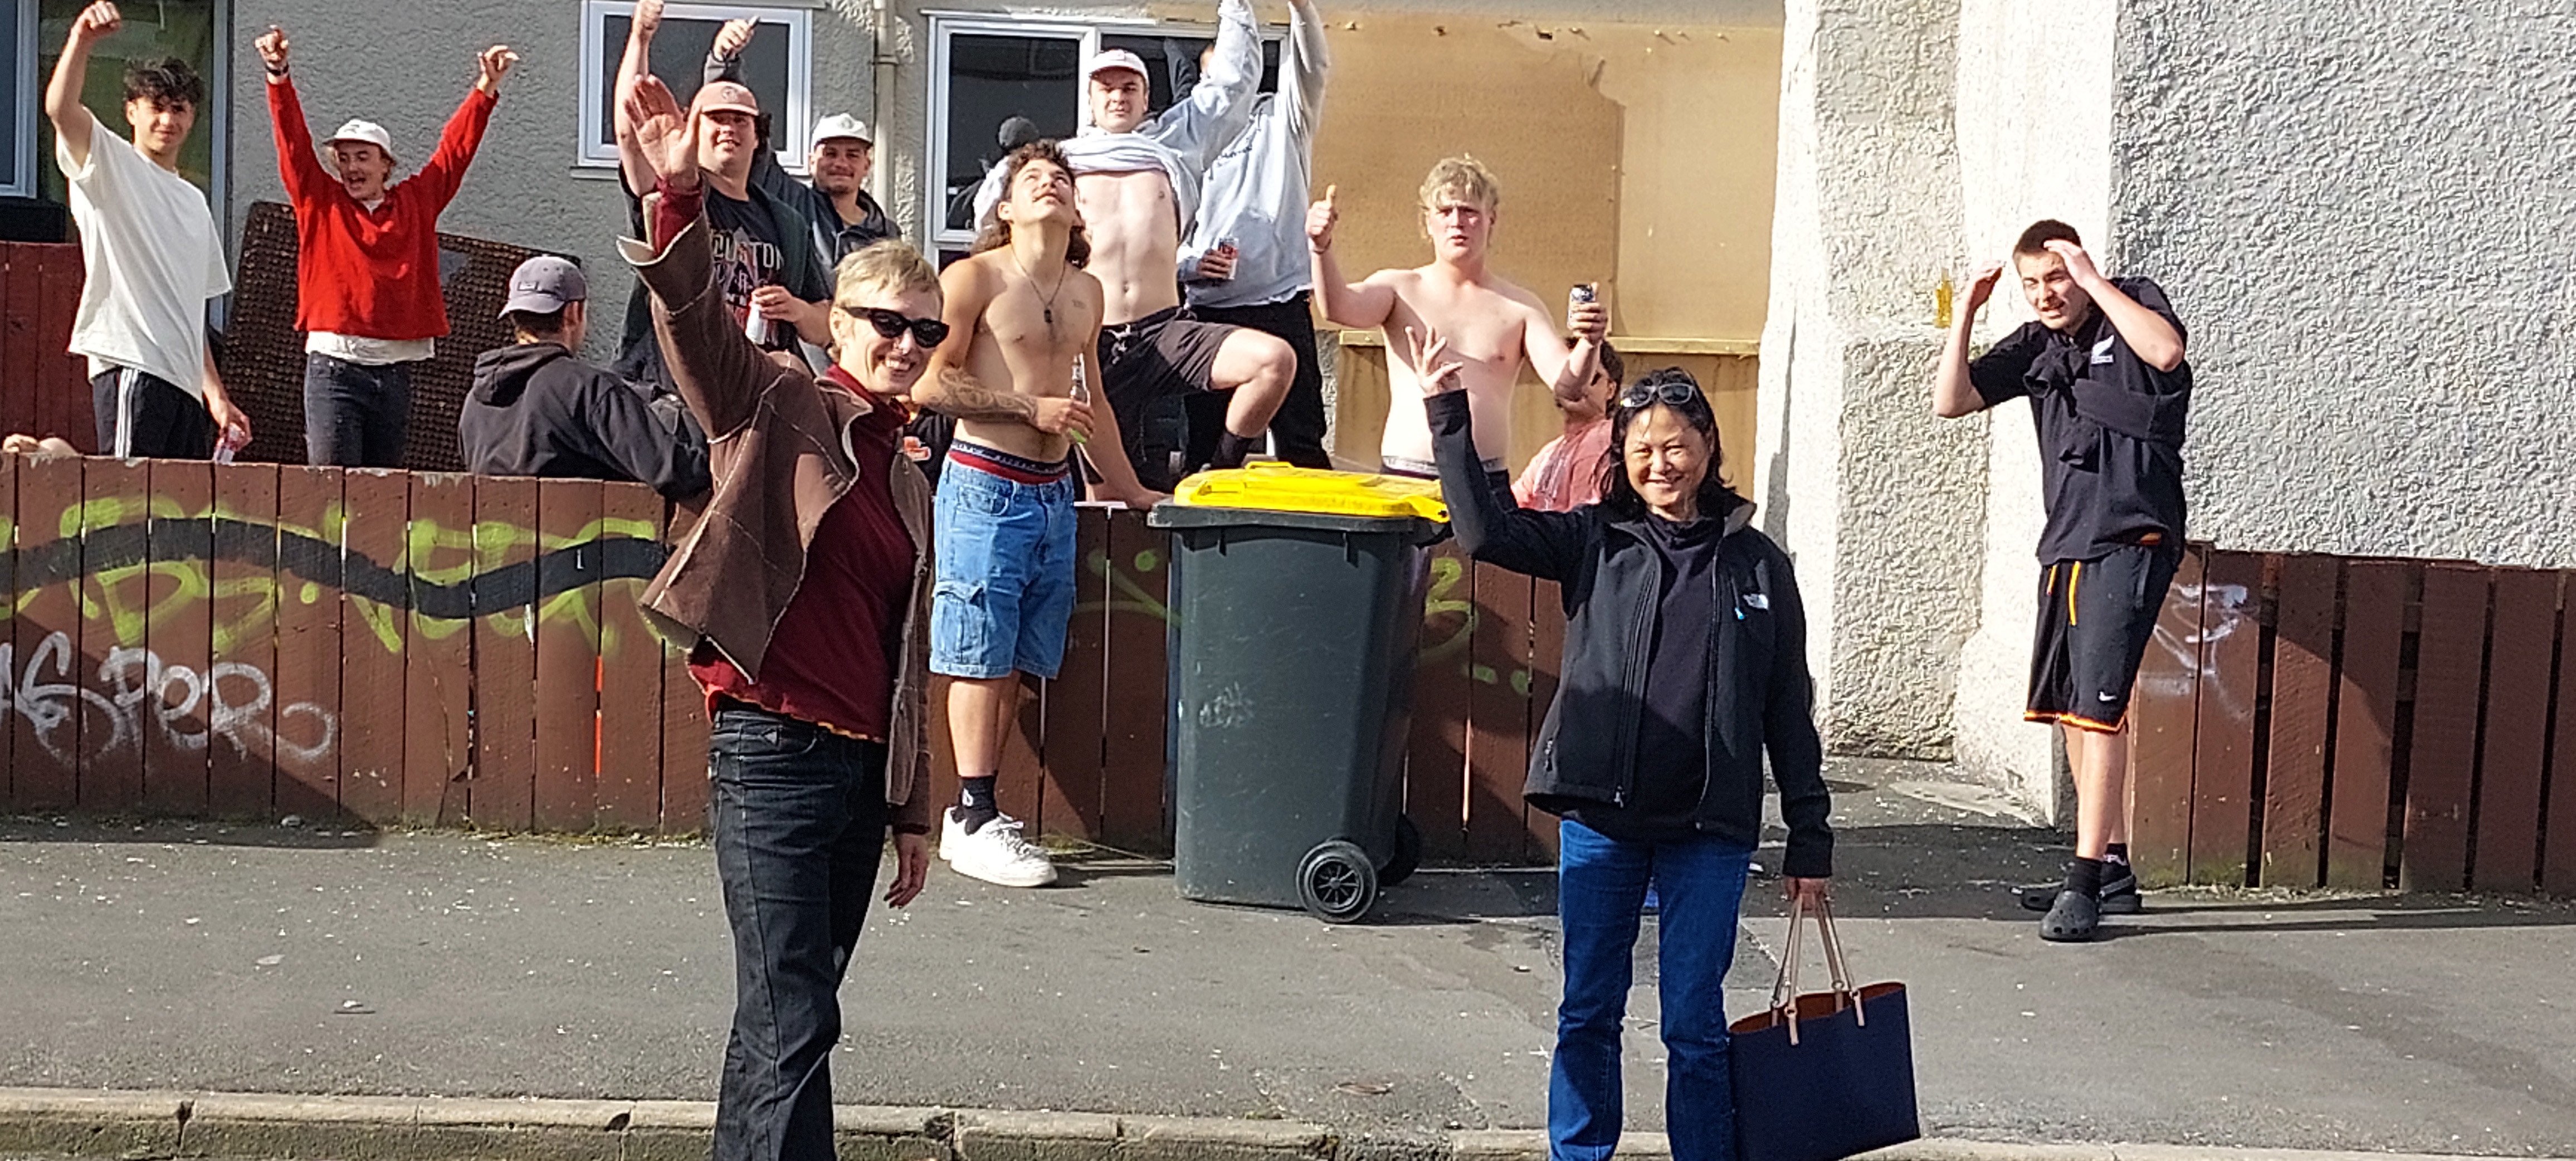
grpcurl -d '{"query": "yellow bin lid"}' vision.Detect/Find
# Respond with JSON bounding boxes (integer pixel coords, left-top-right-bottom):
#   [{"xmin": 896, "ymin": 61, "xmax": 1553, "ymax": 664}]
[{"xmin": 1168, "ymin": 461, "xmax": 1449, "ymax": 523}]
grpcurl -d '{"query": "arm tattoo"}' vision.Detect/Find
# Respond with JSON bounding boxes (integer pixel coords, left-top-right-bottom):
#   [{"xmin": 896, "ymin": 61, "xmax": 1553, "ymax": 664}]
[{"xmin": 923, "ymin": 365, "xmax": 1039, "ymax": 424}]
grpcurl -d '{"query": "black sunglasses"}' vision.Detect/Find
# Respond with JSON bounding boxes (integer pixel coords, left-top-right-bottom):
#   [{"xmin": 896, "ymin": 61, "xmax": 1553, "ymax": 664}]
[
  {"xmin": 1616, "ymin": 370, "xmax": 1707, "ymax": 412},
  {"xmin": 845, "ymin": 306, "xmax": 950, "ymax": 348}
]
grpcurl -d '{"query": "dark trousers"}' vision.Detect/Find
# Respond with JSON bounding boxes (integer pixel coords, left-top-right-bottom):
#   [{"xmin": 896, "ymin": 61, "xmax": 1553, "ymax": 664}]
[
  {"xmin": 91, "ymin": 367, "xmax": 214, "ymax": 459},
  {"xmin": 707, "ymin": 704, "xmax": 891, "ymax": 1161},
  {"xmin": 1186, "ymin": 291, "xmax": 1333, "ymax": 471},
  {"xmin": 302, "ymin": 352, "xmax": 414, "ymax": 467}
]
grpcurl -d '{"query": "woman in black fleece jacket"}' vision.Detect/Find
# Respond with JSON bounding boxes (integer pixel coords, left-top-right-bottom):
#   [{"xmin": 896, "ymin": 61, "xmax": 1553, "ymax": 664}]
[{"xmin": 1414, "ymin": 331, "xmax": 1832, "ymax": 1161}]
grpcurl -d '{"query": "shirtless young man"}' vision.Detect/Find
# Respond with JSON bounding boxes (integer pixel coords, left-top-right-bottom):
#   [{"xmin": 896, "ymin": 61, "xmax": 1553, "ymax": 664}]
[
  {"xmin": 915, "ymin": 142, "xmax": 1157, "ymax": 887},
  {"xmin": 972, "ymin": 3, "xmax": 1292, "ymax": 490},
  {"xmin": 1308, "ymin": 156, "xmax": 1608, "ymax": 479}
]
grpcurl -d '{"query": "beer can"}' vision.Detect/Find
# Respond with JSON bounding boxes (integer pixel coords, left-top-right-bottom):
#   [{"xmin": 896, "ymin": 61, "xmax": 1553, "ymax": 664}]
[{"xmin": 1569, "ymin": 282, "xmax": 1598, "ymax": 306}]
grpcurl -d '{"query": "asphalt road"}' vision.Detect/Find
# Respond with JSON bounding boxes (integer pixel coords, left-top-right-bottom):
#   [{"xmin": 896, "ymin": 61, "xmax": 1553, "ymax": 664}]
[{"xmin": 3, "ymin": 759, "xmax": 2572, "ymax": 1155}]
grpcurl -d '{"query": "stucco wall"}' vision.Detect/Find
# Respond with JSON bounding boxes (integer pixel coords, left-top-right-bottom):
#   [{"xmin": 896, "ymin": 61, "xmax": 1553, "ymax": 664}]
[
  {"xmin": 226, "ymin": 0, "xmax": 881, "ymax": 364},
  {"xmin": 1755, "ymin": 0, "xmax": 1986, "ymax": 762},
  {"xmin": 2113, "ymin": 0, "xmax": 2576, "ymax": 569}
]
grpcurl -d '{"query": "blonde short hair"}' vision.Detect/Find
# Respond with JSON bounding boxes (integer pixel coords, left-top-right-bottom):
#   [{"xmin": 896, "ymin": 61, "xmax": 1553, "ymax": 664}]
[
  {"xmin": 1419, "ymin": 155, "xmax": 1500, "ymax": 213},
  {"xmin": 833, "ymin": 240, "xmax": 941, "ymax": 309}
]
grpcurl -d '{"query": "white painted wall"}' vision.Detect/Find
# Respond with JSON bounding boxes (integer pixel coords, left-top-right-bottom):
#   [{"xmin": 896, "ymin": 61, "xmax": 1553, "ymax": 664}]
[{"xmin": 2113, "ymin": 0, "xmax": 2576, "ymax": 569}]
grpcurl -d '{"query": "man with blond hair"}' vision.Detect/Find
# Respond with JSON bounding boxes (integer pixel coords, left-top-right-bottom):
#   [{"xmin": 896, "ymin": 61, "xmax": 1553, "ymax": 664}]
[{"xmin": 1309, "ymin": 156, "xmax": 1607, "ymax": 480}]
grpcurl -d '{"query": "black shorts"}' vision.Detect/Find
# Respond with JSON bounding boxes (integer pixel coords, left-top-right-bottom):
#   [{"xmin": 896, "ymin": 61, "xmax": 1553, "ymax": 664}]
[
  {"xmin": 91, "ymin": 366, "xmax": 216, "ymax": 460},
  {"xmin": 2027, "ymin": 541, "xmax": 2181, "ymax": 732},
  {"xmin": 1099, "ymin": 306, "xmax": 1238, "ymax": 490}
]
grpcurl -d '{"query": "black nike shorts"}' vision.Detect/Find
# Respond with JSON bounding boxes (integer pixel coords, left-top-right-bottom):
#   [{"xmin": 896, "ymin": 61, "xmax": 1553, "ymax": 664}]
[{"xmin": 2027, "ymin": 540, "xmax": 2182, "ymax": 732}]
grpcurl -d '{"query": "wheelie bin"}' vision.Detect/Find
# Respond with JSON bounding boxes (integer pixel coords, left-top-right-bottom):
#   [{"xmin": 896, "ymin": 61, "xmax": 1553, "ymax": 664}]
[{"xmin": 1146, "ymin": 464, "xmax": 1448, "ymax": 923}]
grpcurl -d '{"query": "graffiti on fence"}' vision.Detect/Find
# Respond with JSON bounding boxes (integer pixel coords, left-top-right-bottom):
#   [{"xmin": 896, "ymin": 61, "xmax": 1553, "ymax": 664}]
[
  {"xmin": 2141, "ymin": 577, "xmax": 2256, "ymax": 719},
  {"xmin": 1, "ymin": 630, "xmax": 336, "ymax": 768}
]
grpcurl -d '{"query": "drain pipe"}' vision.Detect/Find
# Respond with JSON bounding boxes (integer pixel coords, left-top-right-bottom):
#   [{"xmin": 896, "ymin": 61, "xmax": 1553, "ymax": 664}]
[{"xmin": 870, "ymin": 0, "xmax": 896, "ymax": 226}]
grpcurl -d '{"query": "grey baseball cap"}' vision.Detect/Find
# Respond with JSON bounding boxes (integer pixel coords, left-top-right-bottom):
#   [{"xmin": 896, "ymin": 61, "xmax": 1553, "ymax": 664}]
[{"xmin": 499, "ymin": 256, "xmax": 587, "ymax": 316}]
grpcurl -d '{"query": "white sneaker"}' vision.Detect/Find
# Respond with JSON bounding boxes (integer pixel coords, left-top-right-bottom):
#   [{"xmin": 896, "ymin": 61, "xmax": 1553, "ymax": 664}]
[{"xmin": 939, "ymin": 808, "xmax": 1059, "ymax": 887}]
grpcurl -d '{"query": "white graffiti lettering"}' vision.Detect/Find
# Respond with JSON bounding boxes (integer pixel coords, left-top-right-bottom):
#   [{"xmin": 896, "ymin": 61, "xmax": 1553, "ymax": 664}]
[{"xmin": 0, "ymin": 631, "xmax": 338, "ymax": 769}]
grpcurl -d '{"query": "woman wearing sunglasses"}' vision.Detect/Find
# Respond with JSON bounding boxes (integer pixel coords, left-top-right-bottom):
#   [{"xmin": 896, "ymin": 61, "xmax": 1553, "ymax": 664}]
[
  {"xmin": 619, "ymin": 70, "xmax": 946, "ymax": 1161},
  {"xmin": 1410, "ymin": 328, "xmax": 1834, "ymax": 1161}
]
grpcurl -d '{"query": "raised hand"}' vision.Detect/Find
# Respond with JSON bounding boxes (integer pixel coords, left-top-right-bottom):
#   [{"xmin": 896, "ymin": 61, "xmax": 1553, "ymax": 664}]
[
  {"xmin": 71, "ymin": 2, "xmax": 121, "ymax": 46},
  {"xmin": 476, "ymin": 45, "xmax": 521, "ymax": 94},
  {"xmin": 713, "ymin": 18, "xmax": 755, "ymax": 60},
  {"xmin": 631, "ymin": 0, "xmax": 664, "ymax": 42},
  {"xmin": 2042, "ymin": 239, "xmax": 2102, "ymax": 288},
  {"xmin": 253, "ymin": 25, "xmax": 290, "ymax": 71},
  {"xmin": 622, "ymin": 73, "xmax": 701, "ymax": 189},
  {"xmin": 1567, "ymin": 294, "xmax": 1608, "ymax": 344},
  {"xmin": 1305, "ymin": 184, "xmax": 1338, "ymax": 252},
  {"xmin": 1406, "ymin": 325, "xmax": 1466, "ymax": 398},
  {"xmin": 1964, "ymin": 261, "xmax": 2004, "ymax": 314}
]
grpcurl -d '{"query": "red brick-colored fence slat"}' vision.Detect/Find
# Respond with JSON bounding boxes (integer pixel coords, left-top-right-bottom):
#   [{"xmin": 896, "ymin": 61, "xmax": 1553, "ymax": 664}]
[
  {"xmin": 402, "ymin": 472, "xmax": 476, "ymax": 827},
  {"xmin": 0, "ymin": 248, "xmax": 39, "ymax": 441},
  {"xmin": 1037, "ymin": 504, "xmax": 1113, "ymax": 842},
  {"xmin": 2260, "ymin": 555, "xmax": 2338, "ymax": 889},
  {"xmin": 1406, "ymin": 542, "xmax": 1474, "ymax": 864},
  {"xmin": 2130, "ymin": 547, "xmax": 2206, "ymax": 887},
  {"xmin": 33, "ymin": 247, "xmax": 94, "ymax": 452},
  {"xmin": 2548, "ymin": 598, "xmax": 2576, "ymax": 897},
  {"xmin": 596, "ymin": 484, "xmax": 667, "ymax": 832},
  {"xmin": 1466, "ymin": 562, "xmax": 1535, "ymax": 864},
  {"xmin": 2472, "ymin": 569, "xmax": 2558, "ymax": 892},
  {"xmin": 77, "ymin": 457, "xmax": 148, "ymax": 811},
  {"xmin": 533, "ymin": 479, "xmax": 602, "ymax": 832},
  {"xmin": 336, "ymin": 469, "xmax": 411, "ymax": 824},
  {"xmin": 142, "ymin": 458, "xmax": 216, "ymax": 817},
  {"xmin": 1524, "ymin": 578, "xmax": 1567, "ymax": 865},
  {"xmin": 0, "ymin": 455, "xmax": 16, "ymax": 802},
  {"xmin": 10, "ymin": 454, "xmax": 84, "ymax": 810},
  {"xmin": 272, "ymin": 465, "xmax": 345, "ymax": 820},
  {"xmin": 657, "ymin": 496, "xmax": 711, "ymax": 837},
  {"xmin": 1099, "ymin": 511, "xmax": 1172, "ymax": 853},
  {"xmin": 2188, "ymin": 552, "xmax": 2262, "ymax": 886},
  {"xmin": 994, "ymin": 676, "xmax": 1049, "ymax": 834},
  {"xmin": 468, "ymin": 476, "xmax": 540, "ymax": 832},
  {"xmin": 2326, "ymin": 561, "xmax": 2410, "ymax": 890},
  {"xmin": 207, "ymin": 462, "xmax": 281, "ymax": 819},
  {"xmin": 2403, "ymin": 565, "xmax": 2490, "ymax": 892}
]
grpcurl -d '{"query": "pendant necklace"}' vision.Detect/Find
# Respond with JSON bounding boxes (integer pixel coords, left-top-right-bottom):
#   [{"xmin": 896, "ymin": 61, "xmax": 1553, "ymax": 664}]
[{"xmin": 1012, "ymin": 247, "xmax": 1071, "ymax": 333}]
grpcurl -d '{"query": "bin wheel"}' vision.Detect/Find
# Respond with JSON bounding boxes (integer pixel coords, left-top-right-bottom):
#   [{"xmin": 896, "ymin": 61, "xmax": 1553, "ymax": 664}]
[
  {"xmin": 1381, "ymin": 816, "xmax": 1423, "ymax": 887},
  {"xmin": 1298, "ymin": 841, "xmax": 1379, "ymax": 924}
]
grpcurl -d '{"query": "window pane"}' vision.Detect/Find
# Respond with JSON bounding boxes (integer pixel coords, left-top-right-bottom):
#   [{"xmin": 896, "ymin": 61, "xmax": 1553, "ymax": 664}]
[
  {"xmin": 596, "ymin": 13, "xmax": 794, "ymax": 154},
  {"xmin": 2, "ymin": 0, "xmax": 21, "ymax": 191},
  {"xmin": 1099, "ymin": 32, "xmax": 1280, "ymax": 119},
  {"xmin": 942, "ymin": 33, "xmax": 1080, "ymax": 234},
  {"xmin": 36, "ymin": 0, "xmax": 219, "ymax": 201}
]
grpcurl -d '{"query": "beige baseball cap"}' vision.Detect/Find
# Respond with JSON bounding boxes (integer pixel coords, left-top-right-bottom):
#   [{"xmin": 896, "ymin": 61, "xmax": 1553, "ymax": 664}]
[
  {"xmin": 692, "ymin": 80, "xmax": 760, "ymax": 118},
  {"xmin": 324, "ymin": 119, "xmax": 396, "ymax": 158},
  {"xmin": 811, "ymin": 113, "xmax": 872, "ymax": 145},
  {"xmin": 1085, "ymin": 48, "xmax": 1149, "ymax": 82}
]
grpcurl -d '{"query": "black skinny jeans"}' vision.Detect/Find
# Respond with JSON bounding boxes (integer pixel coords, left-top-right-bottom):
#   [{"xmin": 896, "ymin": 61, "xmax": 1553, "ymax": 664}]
[
  {"xmin": 301, "ymin": 352, "xmax": 414, "ymax": 467},
  {"xmin": 707, "ymin": 704, "xmax": 890, "ymax": 1161}
]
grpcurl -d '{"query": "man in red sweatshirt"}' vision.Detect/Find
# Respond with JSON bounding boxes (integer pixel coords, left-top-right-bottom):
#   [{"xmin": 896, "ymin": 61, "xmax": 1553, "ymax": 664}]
[{"xmin": 256, "ymin": 25, "xmax": 517, "ymax": 467}]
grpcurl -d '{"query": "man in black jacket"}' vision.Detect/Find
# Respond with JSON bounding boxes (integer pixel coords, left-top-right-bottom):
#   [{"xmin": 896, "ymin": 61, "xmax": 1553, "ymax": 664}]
[{"xmin": 460, "ymin": 256, "xmax": 710, "ymax": 499}]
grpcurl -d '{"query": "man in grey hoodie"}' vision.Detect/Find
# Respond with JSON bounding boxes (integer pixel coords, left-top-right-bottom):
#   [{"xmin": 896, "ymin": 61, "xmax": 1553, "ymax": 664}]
[{"xmin": 459, "ymin": 256, "xmax": 710, "ymax": 500}]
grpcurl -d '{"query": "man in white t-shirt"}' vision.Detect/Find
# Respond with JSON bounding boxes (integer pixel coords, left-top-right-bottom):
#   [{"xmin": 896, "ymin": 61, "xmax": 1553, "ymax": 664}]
[{"xmin": 43, "ymin": 1, "xmax": 248, "ymax": 458}]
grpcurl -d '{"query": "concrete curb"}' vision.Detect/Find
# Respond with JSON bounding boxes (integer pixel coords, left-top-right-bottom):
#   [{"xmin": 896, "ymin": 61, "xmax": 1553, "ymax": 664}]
[{"xmin": 0, "ymin": 1088, "xmax": 2562, "ymax": 1161}]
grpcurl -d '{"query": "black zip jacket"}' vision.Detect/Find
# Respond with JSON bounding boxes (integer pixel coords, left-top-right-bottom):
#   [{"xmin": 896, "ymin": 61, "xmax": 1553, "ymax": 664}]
[
  {"xmin": 1429, "ymin": 391, "xmax": 1833, "ymax": 877},
  {"xmin": 461, "ymin": 342, "xmax": 711, "ymax": 500}
]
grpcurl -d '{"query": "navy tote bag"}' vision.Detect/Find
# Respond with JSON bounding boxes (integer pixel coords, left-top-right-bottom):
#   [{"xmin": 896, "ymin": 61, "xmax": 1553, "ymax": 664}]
[{"xmin": 1728, "ymin": 899, "xmax": 1920, "ymax": 1161}]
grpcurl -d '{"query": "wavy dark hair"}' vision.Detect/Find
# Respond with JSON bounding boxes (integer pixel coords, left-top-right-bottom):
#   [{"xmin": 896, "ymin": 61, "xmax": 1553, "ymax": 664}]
[
  {"xmin": 1596, "ymin": 367, "xmax": 1732, "ymax": 521},
  {"xmin": 122, "ymin": 57, "xmax": 205, "ymax": 110},
  {"xmin": 974, "ymin": 140, "xmax": 1090, "ymax": 269}
]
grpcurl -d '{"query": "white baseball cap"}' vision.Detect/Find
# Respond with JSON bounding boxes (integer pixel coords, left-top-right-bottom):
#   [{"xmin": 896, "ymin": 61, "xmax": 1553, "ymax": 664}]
[
  {"xmin": 324, "ymin": 119, "xmax": 395, "ymax": 158},
  {"xmin": 1085, "ymin": 48, "xmax": 1149, "ymax": 82},
  {"xmin": 811, "ymin": 114, "xmax": 872, "ymax": 145}
]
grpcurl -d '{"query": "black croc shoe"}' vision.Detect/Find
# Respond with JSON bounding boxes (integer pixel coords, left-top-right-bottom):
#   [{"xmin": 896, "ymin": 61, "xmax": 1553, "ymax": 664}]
[
  {"xmin": 2040, "ymin": 889, "xmax": 2101, "ymax": 943},
  {"xmin": 2020, "ymin": 867, "xmax": 2141, "ymax": 914}
]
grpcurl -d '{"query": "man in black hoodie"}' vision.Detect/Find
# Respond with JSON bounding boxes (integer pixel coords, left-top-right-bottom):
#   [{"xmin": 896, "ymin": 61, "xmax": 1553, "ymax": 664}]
[{"xmin": 461, "ymin": 255, "xmax": 710, "ymax": 499}]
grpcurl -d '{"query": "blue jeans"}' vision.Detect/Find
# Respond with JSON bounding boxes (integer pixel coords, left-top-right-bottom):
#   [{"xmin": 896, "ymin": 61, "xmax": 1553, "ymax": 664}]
[
  {"xmin": 302, "ymin": 353, "xmax": 413, "ymax": 467},
  {"xmin": 1550, "ymin": 818, "xmax": 1753, "ymax": 1161},
  {"xmin": 930, "ymin": 457, "xmax": 1079, "ymax": 680},
  {"xmin": 707, "ymin": 705, "xmax": 890, "ymax": 1161}
]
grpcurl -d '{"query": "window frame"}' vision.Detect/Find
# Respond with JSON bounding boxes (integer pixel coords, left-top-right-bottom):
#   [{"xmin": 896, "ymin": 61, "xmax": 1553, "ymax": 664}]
[
  {"xmin": 576, "ymin": 0, "xmax": 814, "ymax": 174},
  {"xmin": 4, "ymin": 0, "xmax": 33, "ymax": 198},
  {"xmin": 923, "ymin": 11, "xmax": 1276, "ymax": 252}
]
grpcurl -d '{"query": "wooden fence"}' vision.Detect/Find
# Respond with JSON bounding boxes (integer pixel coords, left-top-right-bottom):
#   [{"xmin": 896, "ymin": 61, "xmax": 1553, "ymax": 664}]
[
  {"xmin": 0, "ymin": 243, "xmax": 97, "ymax": 452},
  {"xmin": 0, "ymin": 458, "xmax": 1568, "ymax": 864},
  {"xmin": 2132, "ymin": 548, "xmax": 2576, "ymax": 895}
]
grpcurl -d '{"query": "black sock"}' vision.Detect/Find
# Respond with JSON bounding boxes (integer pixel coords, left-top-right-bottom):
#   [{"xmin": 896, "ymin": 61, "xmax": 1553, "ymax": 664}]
[
  {"xmin": 956, "ymin": 777, "xmax": 999, "ymax": 834},
  {"xmin": 2065, "ymin": 857, "xmax": 2106, "ymax": 900},
  {"xmin": 2105, "ymin": 843, "xmax": 2131, "ymax": 869},
  {"xmin": 1213, "ymin": 430, "xmax": 1259, "ymax": 470}
]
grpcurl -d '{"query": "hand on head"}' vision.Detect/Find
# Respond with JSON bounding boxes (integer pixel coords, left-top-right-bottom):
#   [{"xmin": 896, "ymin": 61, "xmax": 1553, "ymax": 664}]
[
  {"xmin": 2041, "ymin": 238, "xmax": 2101, "ymax": 286},
  {"xmin": 1305, "ymin": 184, "xmax": 1338, "ymax": 252}
]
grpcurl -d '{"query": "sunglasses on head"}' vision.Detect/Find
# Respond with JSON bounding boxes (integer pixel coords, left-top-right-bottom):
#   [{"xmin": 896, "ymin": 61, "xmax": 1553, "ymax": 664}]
[
  {"xmin": 844, "ymin": 306, "xmax": 950, "ymax": 348},
  {"xmin": 1616, "ymin": 370, "xmax": 1706, "ymax": 412}
]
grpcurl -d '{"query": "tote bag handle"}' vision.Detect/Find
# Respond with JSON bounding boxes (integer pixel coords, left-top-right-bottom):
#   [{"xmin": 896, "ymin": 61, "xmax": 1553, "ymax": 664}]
[{"xmin": 1766, "ymin": 895, "xmax": 1865, "ymax": 1045}]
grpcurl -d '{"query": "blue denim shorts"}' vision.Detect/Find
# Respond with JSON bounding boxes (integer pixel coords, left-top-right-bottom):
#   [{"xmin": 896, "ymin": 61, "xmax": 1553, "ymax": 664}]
[{"xmin": 930, "ymin": 456, "xmax": 1080, "ymax": 680}]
